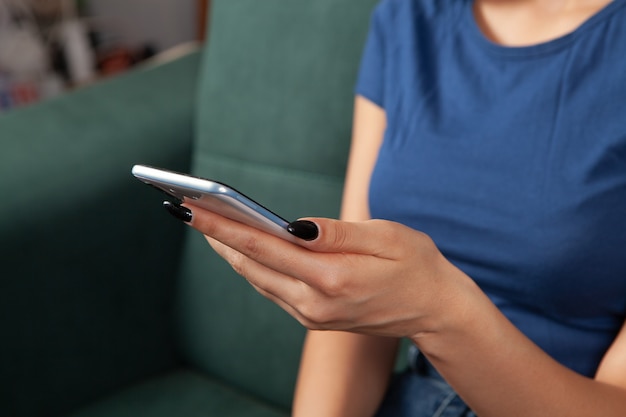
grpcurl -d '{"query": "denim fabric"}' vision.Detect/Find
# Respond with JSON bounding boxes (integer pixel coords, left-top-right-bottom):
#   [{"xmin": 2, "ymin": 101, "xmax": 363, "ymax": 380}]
[{"xmin": 375, "ymin": 347, "xmax": 477, "ymax": 417}]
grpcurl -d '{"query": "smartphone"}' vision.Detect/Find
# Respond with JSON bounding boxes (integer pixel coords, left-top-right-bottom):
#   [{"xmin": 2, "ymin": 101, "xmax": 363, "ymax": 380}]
[{"xmin": 132, "ymin": 164, "xmax": 296, "ymax": 242}]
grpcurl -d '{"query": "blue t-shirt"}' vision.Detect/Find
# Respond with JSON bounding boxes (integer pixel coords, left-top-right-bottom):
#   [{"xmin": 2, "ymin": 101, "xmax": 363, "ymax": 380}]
[{"xmin": 357, "ymin": 0, "xmax": 626, "ymax": 377}]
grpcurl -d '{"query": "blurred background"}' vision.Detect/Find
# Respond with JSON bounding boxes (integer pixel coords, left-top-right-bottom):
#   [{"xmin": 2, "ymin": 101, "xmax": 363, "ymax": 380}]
[{"xmin": 0, "ymin": 0, "xmax": 207, "ymax": 112}]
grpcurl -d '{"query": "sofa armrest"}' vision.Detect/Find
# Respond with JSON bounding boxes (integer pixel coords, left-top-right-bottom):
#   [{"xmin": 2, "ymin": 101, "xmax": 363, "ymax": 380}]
[{"xmin": 0, "ymin": 52, "xmax": 200, "ymax": 417}]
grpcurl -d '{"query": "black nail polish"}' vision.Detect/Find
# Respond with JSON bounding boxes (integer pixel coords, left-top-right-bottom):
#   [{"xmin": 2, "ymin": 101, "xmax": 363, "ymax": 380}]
[
  {"xmin": 287, "ymin": 220, "xmax": 319, "ymax": 241},
  {"xmin": 163, "ymin": 201, "xmax": 192, "ymax": 223}
]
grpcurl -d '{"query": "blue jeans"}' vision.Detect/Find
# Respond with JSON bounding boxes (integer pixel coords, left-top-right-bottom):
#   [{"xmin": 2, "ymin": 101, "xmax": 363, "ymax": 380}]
[{"xmin": 375, "ymin": 347, "xmax": 477, "ymax": 417}]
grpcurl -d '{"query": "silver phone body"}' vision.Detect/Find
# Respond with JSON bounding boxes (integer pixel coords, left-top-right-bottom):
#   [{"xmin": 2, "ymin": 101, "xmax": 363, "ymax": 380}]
[{"xmin": 132, "ymin": 165, "xmax": 296, "ymax": 242}]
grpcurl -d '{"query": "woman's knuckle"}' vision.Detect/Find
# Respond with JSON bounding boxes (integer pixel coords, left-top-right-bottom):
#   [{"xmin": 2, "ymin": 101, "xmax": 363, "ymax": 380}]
[
  {"xmin": 228, "ymin": 251, "xmax": 248, "ymax": 277},
  {"xmin": 297, "ymin": 301, "xmax": 317, "ymax": 322},
  {"xmin": 299, "ymin": 301, "xmax": 336, "ymax": 327},
  {"xmin": 320, "ymin": 275, "xmax": 344, "ymax": 297},
  {"xmin": 199, "ymin": 217, "xmax": 219, "ymax": 238},
  {"xmin": 319, "ymin": 263, "xmax": 353, "ymax": 297},
  {"xmin": 242, "ymin": 236, "xmax": 262, "ymax": 257},
  {"xmin": 331, "ymin": 223, "xmax": 351, "ymax": 249}
]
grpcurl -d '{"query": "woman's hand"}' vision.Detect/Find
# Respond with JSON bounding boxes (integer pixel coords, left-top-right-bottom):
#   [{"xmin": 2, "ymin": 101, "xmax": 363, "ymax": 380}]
[
  {"xmin": 175, "ymin": 201, "xmax": 626, "ymax": 417},
  {"xmin": 183, "ymin": 203, "xmax": 473, "ymax": 340}
]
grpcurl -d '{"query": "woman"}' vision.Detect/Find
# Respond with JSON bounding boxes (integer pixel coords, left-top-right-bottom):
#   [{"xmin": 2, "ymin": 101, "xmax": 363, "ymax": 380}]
[{"xmin": 165, "ymin": 0, "xmax": 626, "ymax": 415}]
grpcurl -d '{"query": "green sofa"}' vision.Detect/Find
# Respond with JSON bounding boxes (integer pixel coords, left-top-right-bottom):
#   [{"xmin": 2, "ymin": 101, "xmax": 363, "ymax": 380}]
[{"xmin": 0, "ymin": 1, "xmax": 378, "ymax": 416}]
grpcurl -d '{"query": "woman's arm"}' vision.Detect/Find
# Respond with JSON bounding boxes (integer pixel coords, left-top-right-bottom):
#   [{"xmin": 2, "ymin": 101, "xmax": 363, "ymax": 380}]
[
  {"xmin": 188, "ymin": 175, "xmax": 626, "ymax": 417},
  {"xmin": 192, "ymin": 204, "xmax": 626, "ymax": 416},
  {"xmin": 291, "ymin": 96, "xmax": 397, "ymax": 417},
  {"xmin": 414, "ymin": 273, "xmax": 626, "ymax": 417},
  {"xmin": 293, "ymin": 331, "xmax": 398, "ymax": 417},
  {"xmin": 183, "ymin": 100, "xmax": 626, "ymax": 417},
  {"xmin": 596, "ymin": 321, "xmax": 626, "ymax": 387}
]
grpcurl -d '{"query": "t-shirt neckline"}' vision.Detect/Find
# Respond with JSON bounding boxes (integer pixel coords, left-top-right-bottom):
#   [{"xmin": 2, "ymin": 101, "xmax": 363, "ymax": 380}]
[{"xmin": 463, "ymin": 0, "xmax": 626, "ymax": 58}]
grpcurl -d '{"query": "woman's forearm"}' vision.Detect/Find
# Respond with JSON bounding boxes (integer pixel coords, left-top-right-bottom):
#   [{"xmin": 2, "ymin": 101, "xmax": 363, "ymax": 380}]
[
  {"xmin": 291, "ymin": 96, "xmax": 393, "ymax": 417},
  {"xmin": 415, "ymin": 267, "xmax": 626, "ymax": 417},
  {"xmin": 292, "ymin": 331, "xmax": 398, "ymax": 417}
]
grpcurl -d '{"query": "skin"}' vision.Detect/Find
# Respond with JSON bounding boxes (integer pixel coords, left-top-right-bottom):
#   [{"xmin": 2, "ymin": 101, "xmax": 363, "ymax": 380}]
[
  {"xmin": 473, "ymin": 0, "xmax": 615, "ymax": 46},
  {"xmin": 183, "ymin": 1, "xmax": 626, "ymax": 416},
  {"xmin": 291, "ymin": 97, "xmax": 396, "ymax": 417}
]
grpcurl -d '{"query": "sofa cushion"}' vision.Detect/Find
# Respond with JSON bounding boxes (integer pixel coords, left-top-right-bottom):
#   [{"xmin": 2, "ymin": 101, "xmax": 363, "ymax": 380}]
[
  {"xmin": 68, "ymin": 370, "xmax": 287, "ymax": 417},
  {"xmin": 195, "ymin": 0, "xmax": 378, "ymax": 179},
  {"xmin": 178, "ymin": 0, "xmax": 378, "ymax": 410},
  {"xmin": 0, "ymin": 53, "xmax": 200, "ymax": 417}
]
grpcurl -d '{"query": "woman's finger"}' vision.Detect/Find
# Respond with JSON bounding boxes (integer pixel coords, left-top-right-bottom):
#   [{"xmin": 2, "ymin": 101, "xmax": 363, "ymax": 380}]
[
  {"xmin": 205, "ymin": 236, "xmax": 339, "ymax": 329},
  {"xmin": 294, "ymin": 217, "xmax": 417, "ymax": 260},
  {"xmin": 205, "ymin": 236, "xmax": 313, "ymax": 305},
  {"xmin": 188, "ymin": 204, "xmax": 322, "ymax": 284}
]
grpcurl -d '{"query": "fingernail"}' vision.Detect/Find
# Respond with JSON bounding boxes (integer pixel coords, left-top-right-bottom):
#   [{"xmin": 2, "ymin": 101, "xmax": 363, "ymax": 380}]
[
  {"xmin": 287, "ymin": 220, "xmax": 319, "ymax": 241},
  {"xmin": 163, "ymin": 201, "xmax": 192, "ymax": 223}
]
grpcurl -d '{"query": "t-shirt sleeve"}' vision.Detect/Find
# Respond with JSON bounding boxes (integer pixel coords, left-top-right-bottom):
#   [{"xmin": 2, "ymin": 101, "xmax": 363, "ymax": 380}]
[{"xmin": 355, "ymin": 4, "xmax": 387, "ymax": 108}]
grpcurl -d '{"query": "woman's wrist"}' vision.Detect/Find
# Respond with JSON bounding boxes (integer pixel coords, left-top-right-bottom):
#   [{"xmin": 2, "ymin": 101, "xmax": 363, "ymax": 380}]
[{"xmin": 407, "ymin": 256, "xmax": 490, "ymax": 359}]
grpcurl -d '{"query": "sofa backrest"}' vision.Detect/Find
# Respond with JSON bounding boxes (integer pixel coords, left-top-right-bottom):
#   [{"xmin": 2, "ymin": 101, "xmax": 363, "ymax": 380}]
[{"xmin": 177, "ymin": 0, "xmax": 378, "ymax": 409}]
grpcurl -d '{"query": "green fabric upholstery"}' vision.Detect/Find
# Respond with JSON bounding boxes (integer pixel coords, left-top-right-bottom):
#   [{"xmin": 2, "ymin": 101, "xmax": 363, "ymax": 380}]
[
  {"xmin": 179, "ymin": 0, "xmax": 377, "ymax": 409},
  {"xmin": 68, "ymin": 371, "xmax": 286, "ymax": 417},
  {"xmin": 0, "ymin": 55, "xmax": 199, "ymax": 417},
  {"xmin": 0, "ymin": 0, "xmax": 379, "ymax": 415}
]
